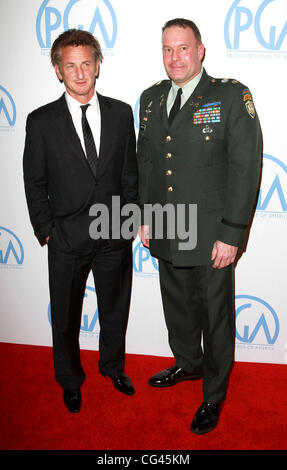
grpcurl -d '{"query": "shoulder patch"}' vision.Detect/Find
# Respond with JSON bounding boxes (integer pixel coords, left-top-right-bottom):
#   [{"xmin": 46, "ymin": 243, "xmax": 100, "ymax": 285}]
[
  {"xmin": 242, "ymin": 88, "xmax": 252, "ymax": 101},
  {"xmin": 242, "ymin": 88, "xmax": 255, "ymax": 119}
]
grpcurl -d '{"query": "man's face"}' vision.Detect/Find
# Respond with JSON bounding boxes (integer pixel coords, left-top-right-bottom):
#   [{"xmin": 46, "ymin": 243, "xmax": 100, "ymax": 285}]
[
  {"xmin": 54, "ymin": 45, "xmax": 99, "ymax": 103},
  {"xmin": 162, "ymin": 26, "xmax": 205, "ymax": 87}
]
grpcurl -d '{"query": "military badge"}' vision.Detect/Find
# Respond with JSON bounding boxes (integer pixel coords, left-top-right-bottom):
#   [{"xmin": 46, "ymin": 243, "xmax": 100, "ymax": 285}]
[
  {"xmin": 145, "ymin": 101, "xmax": 153, "ymax": 113},
  {"xmin": 202, "ymin": 125, "xmax": 213, "ymax": 134},
  {"xmin": 140, "ymin": 100, "xmax": 153, "ymax": 134},
  {"xmin": 141, "ymin": 100, "xmax": 153, "ymax": 127},
  {"xmin": 242, "ymin": 89, "xmax": 251, "ymax": 102},
  {"xmin": 189, "ymin": 100, "xmax": 200, "ymax": 108},
  {"xmin": 245, "ymin": 99, "xmax": 256, "ymax": 119},
  {"xmin": 193, "ymin": 101, "xmax": 221, "ymax": 124},
  {"xmin": 190, "ymin": 95, "xmax": 203, "ymax": 108},
  {"xmin": 242, "ymin": 89, "xmax": 255, "ymax": 118}
]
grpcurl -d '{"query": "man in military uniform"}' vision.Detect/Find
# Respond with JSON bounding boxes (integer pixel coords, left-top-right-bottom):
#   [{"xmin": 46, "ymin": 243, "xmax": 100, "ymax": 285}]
[{"xmin": 137, "ymin": 18, "xmax": 261, "ymax": 434}]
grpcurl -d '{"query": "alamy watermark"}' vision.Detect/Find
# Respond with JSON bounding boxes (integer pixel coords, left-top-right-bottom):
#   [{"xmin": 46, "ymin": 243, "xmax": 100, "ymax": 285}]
[{"xmin": 89, "ymin": 196, "xmax": 197, "ymax": 250}]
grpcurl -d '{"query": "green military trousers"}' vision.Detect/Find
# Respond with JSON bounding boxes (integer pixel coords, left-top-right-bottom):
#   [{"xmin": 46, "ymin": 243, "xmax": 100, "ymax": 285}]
[{"xmin": 158, "ymin": 259, "xmax": 235, "ymax": 403}]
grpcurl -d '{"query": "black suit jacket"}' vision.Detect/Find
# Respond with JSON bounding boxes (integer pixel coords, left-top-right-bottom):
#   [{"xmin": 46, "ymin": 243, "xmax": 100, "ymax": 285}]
[{"xmin": 23, "ymin": 92, "xmax": 138, "ymax": 255}]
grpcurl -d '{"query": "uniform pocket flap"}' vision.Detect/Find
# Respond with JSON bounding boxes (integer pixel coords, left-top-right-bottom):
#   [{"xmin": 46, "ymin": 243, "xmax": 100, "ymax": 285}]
[{"xmin": 201, "ymin": 187, "xmax": 227, "ymax": 212}]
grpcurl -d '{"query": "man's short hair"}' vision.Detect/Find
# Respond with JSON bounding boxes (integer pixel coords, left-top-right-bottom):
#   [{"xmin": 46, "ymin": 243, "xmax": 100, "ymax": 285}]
[
  {"xmin": 162, "ymin": 18, "xmax": 202, "ymax": 44},
  {"xmin": 51, "ymin": 28, "xmax": 103, "ymax": 66}
]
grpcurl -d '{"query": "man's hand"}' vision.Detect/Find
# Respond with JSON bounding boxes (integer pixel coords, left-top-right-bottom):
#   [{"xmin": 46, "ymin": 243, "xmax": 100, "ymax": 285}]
[
  {"xmin": 139, "ymin": 225, "xmax": 150, "ymax": 248},
  {"xmin": 211, "ymin": 240, "xmax": 238, "ymax": 269}
]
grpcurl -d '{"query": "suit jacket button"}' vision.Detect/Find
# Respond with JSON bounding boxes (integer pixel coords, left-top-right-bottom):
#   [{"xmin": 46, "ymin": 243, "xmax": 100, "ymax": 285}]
[
  {"xmin": 166, "ymin": 153, "xmax": 172, "ymax": 159},
  {"xmin": 166, "ymin": 135, "xmax": 172, "ymax": 142},
  {"xmin": 168, "ymin": 186, "xmax": 173, "ymax": 192},
  {"xmin": 166, "ymin": 170, "xmax": 172, "ymax": 176}
]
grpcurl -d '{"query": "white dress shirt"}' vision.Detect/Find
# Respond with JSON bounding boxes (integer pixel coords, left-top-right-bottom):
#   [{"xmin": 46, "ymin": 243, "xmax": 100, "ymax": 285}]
[
  {"xmin": 167, "ymin": 67, "xmax": 203, "ymax": 116},
  {"xmin": 65, "ymin": 91, "xmax": 101, "ymax": 156}
]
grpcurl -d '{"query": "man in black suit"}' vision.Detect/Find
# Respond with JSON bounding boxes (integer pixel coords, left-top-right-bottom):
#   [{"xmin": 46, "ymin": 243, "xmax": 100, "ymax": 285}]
[{"xmin": 23, "ymin": 29, "xmax": 138, "ymax": 413}]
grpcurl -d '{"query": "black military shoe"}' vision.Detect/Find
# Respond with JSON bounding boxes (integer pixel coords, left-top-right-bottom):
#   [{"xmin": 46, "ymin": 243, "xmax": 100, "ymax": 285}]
[
  {"xmin": 149, "ymin": 365, "xmax": 202, "ymax": 387},
  {"xmin": 63, "ymin": 389, "xmax": 82, "ymax": 413},
  {"xmin": 190, "ymin": 402, "xmax": 220, "ymax": 434},
  {"xmin": 110, "ymin": 373, "xmax": 135, "ymax": 395}
]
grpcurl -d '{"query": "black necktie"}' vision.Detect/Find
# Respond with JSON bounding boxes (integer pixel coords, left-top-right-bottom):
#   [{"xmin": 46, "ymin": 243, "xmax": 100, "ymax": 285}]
[
  {"xmin": 81, "ymin": 104, "xmax": 98, "ymax": 177},
  {"xmin": 168, "ymin": 88, "xmax": 182, "ymax": 125}
]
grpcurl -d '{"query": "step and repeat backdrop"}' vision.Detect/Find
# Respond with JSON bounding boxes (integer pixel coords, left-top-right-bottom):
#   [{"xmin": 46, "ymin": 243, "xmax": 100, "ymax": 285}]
[{"xmin": 1, "ymin": 0, "xmax": 287, "ymax": 365}]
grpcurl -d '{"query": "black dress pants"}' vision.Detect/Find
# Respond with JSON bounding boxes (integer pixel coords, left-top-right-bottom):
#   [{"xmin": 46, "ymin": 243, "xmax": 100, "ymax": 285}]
[
  {"xmin": 158, "ymin": 259, "xmax": 235, "ymax": 403},
  {"xmin": 48, "ymin": 241, "xmax": 133, "ymax": 390}
]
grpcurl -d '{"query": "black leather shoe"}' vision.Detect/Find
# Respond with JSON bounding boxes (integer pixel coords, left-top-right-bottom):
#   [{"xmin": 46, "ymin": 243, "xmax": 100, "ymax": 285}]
[
  {"xmin": 110, "ymin": 373, "xmax": 135, "ymax": 395},
  {"xmin": 63, "ymin": 389, "xmax": 82, "ymax": 413},
  {"xmin": 190, "ymin": 402, "xmax": 220, "ymax": 434},
  {"xmin": 149, "ymin": 365, "xmax": 202, "ymax": 387}
]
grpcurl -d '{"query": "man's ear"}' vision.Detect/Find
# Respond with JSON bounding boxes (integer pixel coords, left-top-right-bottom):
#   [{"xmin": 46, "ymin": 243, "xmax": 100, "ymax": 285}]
[
  {"xmin": 198, "ymin": 43, "xmax": 206, "ymax": 62},
  {"xmin": 54, "ymin": 64, "xmax": 63, "ymax": 83}
]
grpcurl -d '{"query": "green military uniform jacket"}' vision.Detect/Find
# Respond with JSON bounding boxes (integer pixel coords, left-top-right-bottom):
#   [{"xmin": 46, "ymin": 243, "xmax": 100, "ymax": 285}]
[{"xmin": 137, "ymin": 69, "xmax": 262, "ymax": 266}]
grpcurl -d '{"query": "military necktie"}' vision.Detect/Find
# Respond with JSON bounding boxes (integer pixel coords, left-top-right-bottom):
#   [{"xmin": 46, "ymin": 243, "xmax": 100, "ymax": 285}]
[
  {"xmin": 168, "ymin": 88, "xmax": 183, "ymax": 125},
  {"xmin": 81, "ymin": 104, "xmax": 98, "ymax": 177}
]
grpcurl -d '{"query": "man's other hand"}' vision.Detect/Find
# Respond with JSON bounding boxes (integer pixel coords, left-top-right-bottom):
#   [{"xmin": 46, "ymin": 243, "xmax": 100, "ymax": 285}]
[
  {"xmin": 211, "ymin": 240, "xmax": 238, "ymax": 269},
  {"xmin": 139, "ymin": 225, "xmax": 150, "ymax": 248}
]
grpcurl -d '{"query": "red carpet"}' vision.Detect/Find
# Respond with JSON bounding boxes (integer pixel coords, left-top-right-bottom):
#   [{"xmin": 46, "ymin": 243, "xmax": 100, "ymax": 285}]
[{"xmin": 0, "ymin": 342, "xmax": 286, "ymax": 451}]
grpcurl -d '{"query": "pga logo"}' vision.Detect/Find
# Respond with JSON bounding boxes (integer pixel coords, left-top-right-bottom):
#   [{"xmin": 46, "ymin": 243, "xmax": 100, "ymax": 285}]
[
  {"xmin": 0, "ymin": 227, "xmax": 24, "ymax": 266},
  {"xmin": 48, "ymin": 285, "xmax": 99, "ymax": 336},
  {"xmin": 80, "ymin": 285, "xmax": 99, "ymax": 335},
  {"xmin": 133, "ymin": 97, "xmax": 140, "ymax": 130},
  {"xmin": 235, "ymin": 295, "xmax": 279, "ymax": 346},
  {"xmin": 225, "ymin": 0, "xmax": 287, "ymax": 51},
  {"xmin": 0, "ymin": 86, "xmax": 16, "ymax": 129},
  {"xmin": 37, "ymin": 0, "xmax": 117, "ymax": 54},
  {"xmin": 133, "ymin": 238, "xmax": 158, "ymax": 277},
  {"xmin": 256, "ymin": 154, "xmax": 287, "ymax": 213}
]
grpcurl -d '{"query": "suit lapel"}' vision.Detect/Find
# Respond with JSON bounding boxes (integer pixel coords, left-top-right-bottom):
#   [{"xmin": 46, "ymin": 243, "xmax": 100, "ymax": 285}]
[
  {"xmin": 54, "ymin": 92, "xmax": 115, "ymax": 179},
  {"xmin": 97, "ymin": 92, "xmax": 112, "ymax": 177},
  {"xmin": 156, "ymin": 81, "xmax": 171, "ymax": 130},
  {"xmin": 54, "ymin": 94, "xmax": 87, "ymax": 162}
]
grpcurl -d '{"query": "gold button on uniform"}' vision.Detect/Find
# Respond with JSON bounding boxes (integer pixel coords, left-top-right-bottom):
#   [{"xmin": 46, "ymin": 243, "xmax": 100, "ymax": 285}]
[
  {"xmin": 168, "ymin": 186, "xmax": 173, "ymax": 192},
  {"xmin": 205, "ymin": 136, "xmax": 210, "ymax": 141},
  {"xmin": 166, "ymin": 170, "xmax": 172, "ymax": 176},
  {"xmin": 166, "ymin": 135, "xmax": 172, "ymax": 142},
  {"xmin": 166, "ymin": 153, "xmax": 172, "ymax": 159}
]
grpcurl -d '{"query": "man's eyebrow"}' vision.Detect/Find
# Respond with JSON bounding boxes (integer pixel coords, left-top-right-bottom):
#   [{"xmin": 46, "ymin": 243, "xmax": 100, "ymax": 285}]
[{"xmin": 162, "ymin": 43, "xmax": 190, "ymax": 48}]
